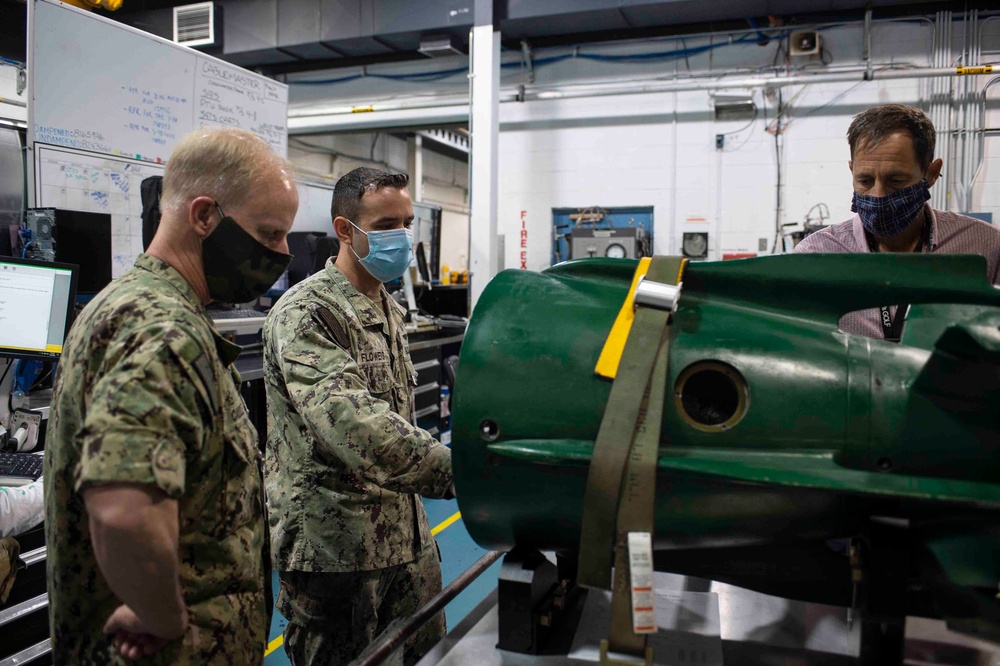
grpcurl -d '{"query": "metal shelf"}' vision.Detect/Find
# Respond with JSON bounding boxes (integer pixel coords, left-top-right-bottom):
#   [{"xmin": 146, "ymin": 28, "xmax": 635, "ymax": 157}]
[
  {"xmin": 21, "ymin": 547, "xmax": 45, "ymax": 568},
  {"xmin": 409, "ymin": 334, "xmax": 464, "ymax": 352},
  {"xmin": 0, "ymin": 594, "xmax": 47, "ymax": 629},
  {"xmin": 412, "ymin": 359, "xmax": 442, "ymax": 372},
  {"xmin": 415, "ymin": 405, "xmax": 440, "ymax": 419},
  {"xmin": 413, "ymin": 382, "xmax": 440, "ymax": 397},
  {"xmin": 0, "ymin": 639, "xmax": 50, "ymax": 666}
]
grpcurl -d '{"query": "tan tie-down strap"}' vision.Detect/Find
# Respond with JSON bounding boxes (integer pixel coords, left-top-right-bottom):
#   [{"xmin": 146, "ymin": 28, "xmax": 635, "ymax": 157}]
[{"xmin": 577, "ymin": 256, "xmax": 686, "ymax": 664}]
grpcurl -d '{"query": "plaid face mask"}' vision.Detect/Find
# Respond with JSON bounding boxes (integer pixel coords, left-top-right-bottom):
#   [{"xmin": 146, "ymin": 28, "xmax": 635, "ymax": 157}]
[{"xmin": 851, "ymin": 179, "xmax": 931, "ymax": 238}]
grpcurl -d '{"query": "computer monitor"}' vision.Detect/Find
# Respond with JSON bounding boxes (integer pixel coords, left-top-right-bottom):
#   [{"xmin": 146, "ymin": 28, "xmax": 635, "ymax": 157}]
[
  {"xmin": 0, "ymin": 257, "xmax": 78, "ymax": 361},
  {"xmin": 54, "ymin": 210, "xmax": 112, "ymax": 295},
  {"xmin": 25, "ymin": 208, "xmax": 112, "ymax": 295},
  {"xmin": 286, "ymin": 231, "xmax": 326, "ymax": 287}
]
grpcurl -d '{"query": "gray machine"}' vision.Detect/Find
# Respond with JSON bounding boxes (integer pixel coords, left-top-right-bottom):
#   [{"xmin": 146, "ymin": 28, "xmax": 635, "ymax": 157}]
[{"xmin": 569, "ymin": 227, "xmax": 647, "ymax": 260}]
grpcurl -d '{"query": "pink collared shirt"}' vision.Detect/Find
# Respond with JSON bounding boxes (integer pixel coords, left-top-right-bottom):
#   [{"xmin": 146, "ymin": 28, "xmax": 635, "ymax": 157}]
[{"xmin": 793, "ymin": 206, "xmax": 1000, "ymax": 339}]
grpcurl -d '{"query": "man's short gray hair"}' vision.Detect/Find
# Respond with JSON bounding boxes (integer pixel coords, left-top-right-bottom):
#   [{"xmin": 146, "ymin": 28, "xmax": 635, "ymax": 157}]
[
  {"xmin": 847, "ymin": 104, "xmax": 936, "ymax": 171},
  {"xmin": 161, "ymin": 128, "xmax": 293, "ymax": 212}
]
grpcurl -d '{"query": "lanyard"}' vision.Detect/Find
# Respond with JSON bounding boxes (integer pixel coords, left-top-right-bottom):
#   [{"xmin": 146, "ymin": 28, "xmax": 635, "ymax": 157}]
[
  {"xmin": 879, "ymin": 304, "xmax": 907, "ymax": 343},
  {"xmin": 867, "ymin": 226, "xmax": 927, "ymax": 343}
]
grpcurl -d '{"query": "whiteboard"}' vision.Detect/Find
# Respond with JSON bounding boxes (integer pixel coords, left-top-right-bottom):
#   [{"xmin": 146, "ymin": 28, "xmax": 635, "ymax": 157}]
[
  {"xmin": 35, "ymin": 145, "xmax": 164, "ymax": 278},
  {"xmin": 293, "ymin": 180, "xmax": 336, "ymax": 234},
  {"xmin": 195, "ymin": 59, "xmax": 287, "ymax": 156},
  {"xmin": 29, "ymin": 0, "xmax": 287, "ymax": 164}
]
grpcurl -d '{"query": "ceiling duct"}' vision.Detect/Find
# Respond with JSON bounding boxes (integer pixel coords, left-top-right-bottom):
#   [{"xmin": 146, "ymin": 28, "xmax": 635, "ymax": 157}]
[
  {"xmin": 113, "ymin": 0, "xmax": 947, "ymax": 72},
  {"xmin": 418, "ymin": 36, "xmax": 464, "ymax": 58}
]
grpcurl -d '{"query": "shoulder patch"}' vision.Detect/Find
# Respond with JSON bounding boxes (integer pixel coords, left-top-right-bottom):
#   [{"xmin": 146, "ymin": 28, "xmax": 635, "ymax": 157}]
[
  {"xmin": 313, "ymin": 307, "xmax": 352, "ymax": 351},
  {"xmin": 189, "ymin": 351, "xmax": 218, "ymax": 414},
  {"xmin": 158, "ymin": 322, "xmax": 220, "ymax": 417}
]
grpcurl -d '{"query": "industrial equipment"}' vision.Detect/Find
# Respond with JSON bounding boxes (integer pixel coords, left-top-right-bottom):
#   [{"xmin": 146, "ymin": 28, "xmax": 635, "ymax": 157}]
[
  {"xmin": 570, "ymin": 227, "xmax": 647, "ymax": 260},
  {"xmin": 681, "ymin": 231, "xmax": 709, "ymax": 259},
  {"xmin": 554, "ymin": 207, "xmax": 653, "ymax": 264},
  {"xmin": 452, "ymin": 253, "xmax": 1000, "ymax": 664}
]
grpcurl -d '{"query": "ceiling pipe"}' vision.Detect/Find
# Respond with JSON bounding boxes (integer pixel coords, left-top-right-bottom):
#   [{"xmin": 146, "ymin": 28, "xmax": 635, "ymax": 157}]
[
  {"xmin": 521, "ymin": 66, "xmax": 976, "ymax": 99},
  {"xmin": 288, "ymin": 64, "xmax": 994, "ymax": 133}
]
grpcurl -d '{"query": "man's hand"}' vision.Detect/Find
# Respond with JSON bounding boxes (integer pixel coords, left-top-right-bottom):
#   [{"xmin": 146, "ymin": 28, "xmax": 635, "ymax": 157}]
[{"xmin": 103, "ymin": 604, "xmax": 187, "ymax": 660}]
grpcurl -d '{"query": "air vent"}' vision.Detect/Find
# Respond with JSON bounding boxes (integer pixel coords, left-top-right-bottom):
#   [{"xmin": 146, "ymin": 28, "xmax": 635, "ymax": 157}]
[
  {"xmin": 174, "ymin": 2, "xmax": 216, "ymax": 48},
  {"xmin": 418, "ymin": 37, "xmax": 464, "ymax": 58}
]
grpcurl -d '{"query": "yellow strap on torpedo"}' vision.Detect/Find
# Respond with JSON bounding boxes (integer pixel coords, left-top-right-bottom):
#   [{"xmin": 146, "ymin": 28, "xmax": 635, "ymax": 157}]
[
  {"xmin": 594, "ymin": 257, "xmax": 686, "ymax": 380},
  {"xmin": 594, "ymin": 258, "xmax": 651, "ymax": 380}
]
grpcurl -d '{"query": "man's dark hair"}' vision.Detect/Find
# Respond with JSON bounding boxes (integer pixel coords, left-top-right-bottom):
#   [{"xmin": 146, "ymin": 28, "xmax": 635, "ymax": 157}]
[
  {"xmin": 331, "ymin": 167, "xmax": 410, "ymax": 222},
  {"xmin": 847, "ymin": 104, "xmax": 936, "ymax": 170}
]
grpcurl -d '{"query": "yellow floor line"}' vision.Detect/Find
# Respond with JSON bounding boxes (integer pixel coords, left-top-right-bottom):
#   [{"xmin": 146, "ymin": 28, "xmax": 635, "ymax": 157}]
[
  {"xmin": 263, "ymin": 511, "xmax": 464, "ymax": 659},
  {"xmin": 264, "ymin": 634, "xmax": 283, "ymax": 657},
  {"xmin": 432, "ymin": 511, "xmax": 462, "ymax": 536}
]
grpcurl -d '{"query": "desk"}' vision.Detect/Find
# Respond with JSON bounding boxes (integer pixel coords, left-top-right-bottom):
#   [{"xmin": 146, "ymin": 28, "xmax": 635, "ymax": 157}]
[{"xmin": 236, "ymin": 352, "xmax": 265, "ymax": 382}]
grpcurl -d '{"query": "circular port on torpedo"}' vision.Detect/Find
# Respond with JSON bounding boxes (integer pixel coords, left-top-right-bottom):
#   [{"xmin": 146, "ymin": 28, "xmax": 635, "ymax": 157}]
[{"xmin": 674, "ymin": 361, "xmax": 749, "ymax": 432}]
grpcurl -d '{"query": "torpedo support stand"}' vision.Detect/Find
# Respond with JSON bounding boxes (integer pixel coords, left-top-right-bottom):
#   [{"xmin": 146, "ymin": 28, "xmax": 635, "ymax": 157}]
[{"xmin": 496, "ymin": 548, "xmax": 584, "ymax": 655}]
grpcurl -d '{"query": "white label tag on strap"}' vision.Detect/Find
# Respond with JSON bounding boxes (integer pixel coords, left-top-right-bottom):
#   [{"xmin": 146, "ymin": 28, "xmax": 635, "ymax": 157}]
[{"xmin": 627, "ymin": 531, "xmax": 656, "ymax": 634}]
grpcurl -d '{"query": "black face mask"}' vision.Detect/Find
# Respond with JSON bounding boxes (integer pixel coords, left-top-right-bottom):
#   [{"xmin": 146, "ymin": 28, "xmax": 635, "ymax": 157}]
[{"xmin": 202, "ymin": 204, "xmax": 292, "ymax": 304}]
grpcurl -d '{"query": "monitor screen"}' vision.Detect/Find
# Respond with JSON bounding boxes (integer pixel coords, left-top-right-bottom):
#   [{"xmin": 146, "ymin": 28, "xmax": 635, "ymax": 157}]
[
  {"xmin": 53, "ymin": 210, "xmax": 112, "ymax": 295},
  {"xmin": 0, "ymin": 257, "xmax": 78, "ymax": 360}
]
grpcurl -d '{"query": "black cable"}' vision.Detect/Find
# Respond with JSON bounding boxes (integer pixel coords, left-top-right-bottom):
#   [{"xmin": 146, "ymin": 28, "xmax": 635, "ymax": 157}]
[
  {"xmin": 3, "ymin": 360, "xmax": 14, "ymax": 425},
  {"xmin": 0, "ymin": 360, "xmax": 13, "ymax": 432},
  {"xmin": 772, "ymin": 35, "xmax": 787, "ymax": 68},
  {"xmin": 28, "ymin": 365, "xmax": 55, "ymax": 392},
  {"xmin": 788, "ymin": 79, "xmax": 867, "ymax": 127},
  {"xmin": 0, "ymin": 361, "xmax": 12, "ymax": 391}
]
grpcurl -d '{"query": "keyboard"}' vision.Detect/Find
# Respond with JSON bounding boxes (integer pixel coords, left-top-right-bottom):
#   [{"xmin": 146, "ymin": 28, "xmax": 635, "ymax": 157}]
[
  {"xmin": 208, "ymin": 309, "xmax": 263, "ymax": 320},
  {"xmin": 0, "ymin": 452, "xmax": 44, "ymax": 486},
  {"xmin": 208, "ymin": 309, "xmax": 266, "ymax": 336}
]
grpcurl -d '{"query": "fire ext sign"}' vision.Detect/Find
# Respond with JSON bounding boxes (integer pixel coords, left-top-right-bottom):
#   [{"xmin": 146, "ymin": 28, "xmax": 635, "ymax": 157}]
[{"xmin": 520, "ymin": 210, "xmax": 528, "ymax": 269}]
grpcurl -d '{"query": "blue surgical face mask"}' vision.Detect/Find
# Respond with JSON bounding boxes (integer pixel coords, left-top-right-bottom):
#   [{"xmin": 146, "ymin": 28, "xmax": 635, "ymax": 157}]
[
  {"xmin": 851, "ymin": 179, "xmax": 931, "ymax": 238},
  {"xmin": 348, "ymin": 220, "xmax": 413, "ymax": 283}
]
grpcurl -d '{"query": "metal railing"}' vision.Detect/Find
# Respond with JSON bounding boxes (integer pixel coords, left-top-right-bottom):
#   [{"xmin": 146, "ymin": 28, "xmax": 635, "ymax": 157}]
[{"xmin": 349, "ymin": 550, "xmax": 504, "ymax": 666}]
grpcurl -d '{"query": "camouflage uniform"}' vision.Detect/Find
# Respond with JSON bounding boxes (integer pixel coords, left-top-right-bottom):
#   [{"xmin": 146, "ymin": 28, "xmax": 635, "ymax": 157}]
[
  {"xmin": 44, "ymin": 254, "xmax": 268, "ymax": 665},
  {"xmin": 263, "ymin": 259, "xmax": 452, "ymax": 666}
]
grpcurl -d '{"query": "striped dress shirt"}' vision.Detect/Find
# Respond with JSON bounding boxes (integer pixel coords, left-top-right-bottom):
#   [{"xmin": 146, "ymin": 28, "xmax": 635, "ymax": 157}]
[{"xmin": 793, "ymin": 205, "xmax": 1000, "ymax": 339}]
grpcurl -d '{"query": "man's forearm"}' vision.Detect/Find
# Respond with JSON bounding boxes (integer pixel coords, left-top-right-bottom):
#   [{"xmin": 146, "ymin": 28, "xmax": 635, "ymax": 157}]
[{"xmin": 86, "ymin": 489, "xmax": 187, "ymax": 638}]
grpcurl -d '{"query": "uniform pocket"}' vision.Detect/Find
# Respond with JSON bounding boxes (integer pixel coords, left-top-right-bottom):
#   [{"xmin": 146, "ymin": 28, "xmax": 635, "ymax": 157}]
[{"xmin": 359, "ymin": 359, "xmax": 394, "ymax": 398}]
